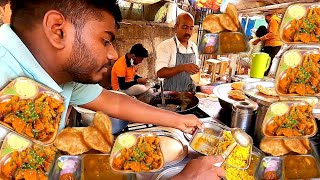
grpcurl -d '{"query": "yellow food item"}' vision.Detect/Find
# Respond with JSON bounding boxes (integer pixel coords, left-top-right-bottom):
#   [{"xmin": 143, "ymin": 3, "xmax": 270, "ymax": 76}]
[
  {"xmin": 218, "ymin": 131, "xmax": 250, "ymax": 169},
  {"xmin": 118, "ymin": 134, "xmax": 136, "ymax": 148},
  {"xmin": 190, "ymin": 133, "xmax": 219, "ymax": 155},
  {"xmin": 283, "ymin": 50, "xmax": 302, "ymax": 67},
  {"xmin": 226, "ymin": 166, "xmax": 254, "ymax": 180},
  {"xmin": 14, "ymin": 80, "xmax": 38, "ymax": 98},
  {"xmin": 270, "ymin": 102, "xmax": 289, "ymax": 116},
  {"xmin": 7, "ymin": 134, "xmax": 31, "ymax": 150},
  {"xmin": 288, "ymin": 4, "xmax": 306, "ymax": 19},
  {"xmin": 225, "ymin": 145, "xmax": 250, "ymax": 168}
]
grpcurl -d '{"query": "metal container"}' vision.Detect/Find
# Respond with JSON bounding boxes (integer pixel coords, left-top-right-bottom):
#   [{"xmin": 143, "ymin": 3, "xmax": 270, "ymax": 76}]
[
  {"xmin": 243, "ymin": 81, "xmax": 278, "ymax": 145},
  {"xmin": 0, "ymin": 77, "xmax": 64, "ymax": 145},
  {"xmin": 231, "ymin": 101, "xmax": 258, "ymax": 136}
]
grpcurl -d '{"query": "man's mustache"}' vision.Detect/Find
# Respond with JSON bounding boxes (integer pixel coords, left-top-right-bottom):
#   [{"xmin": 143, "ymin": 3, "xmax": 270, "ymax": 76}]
[{"xmin": 184, "ymin": 34, "xmax": 191, "ymax": 38}]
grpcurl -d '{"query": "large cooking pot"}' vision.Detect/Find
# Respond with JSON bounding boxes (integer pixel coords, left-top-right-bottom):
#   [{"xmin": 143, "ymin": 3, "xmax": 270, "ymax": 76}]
[{"xmin": 138, "ymin": 91, "xmax": 199, "ymax": 113}]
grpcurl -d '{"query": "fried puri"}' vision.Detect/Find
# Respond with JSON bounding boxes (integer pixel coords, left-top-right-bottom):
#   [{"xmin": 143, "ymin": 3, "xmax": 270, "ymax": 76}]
[
  {"xmin": 231, "ymin": 82, "xmax": 245, "ymax": 90},
  {"xmin": 82, "ymin": 126, "xmax": 111, "ymax": 153},
  {"xmin": 54, "ymin": 128, "xmax": 91, "ymax": 155},
  {"xmin": 260, "ymin": 138, "xmax": 290, "ymax": 156},
  {"xmin": 93, "ymin": 111, "xmax": 114, "ymax": 146},
  {"xmin": 202, "ymin": 14, "xmax": 224, "ymax": 33},
  {"xmin": 256, "ymin": 85, "xmax": 278, "ymax": 96},
  {"xmin": 284, "ymin": 139, "xmax": 308, "ymax": 155},
  {"xmin": 228, "ymin": 90, "xmax": 246, "ymax": 100},
  {"xmin": 226, "ymin": 3, "xmax": 239, "ymax": 28},
  {"xmin": 219, "ymin": 14, "xmax": 237, "ymax": 32}
]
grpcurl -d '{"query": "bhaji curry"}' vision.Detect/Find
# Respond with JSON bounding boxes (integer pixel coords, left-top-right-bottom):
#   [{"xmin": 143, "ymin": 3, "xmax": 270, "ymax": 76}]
[
  {"xmin": 1, "ymin": 144, "xmax": 57, "ymax": 180},
  {"xmin": 0, "ymin": 94, "xmax": 64, "ymax": 140},
  {"xmin": 266, "ymin": 104, "xmax": 315, "ymax": 137},
  {"xmin": 279, "ymin": 53, "xmax": 320, "ymax": 95},
  {"xmin": 283, "ymin": 7, "xmax": 320, "ymax": 43},
  {"xmin": 112, "ymin": 136, "xmax": 163, "ymax": 172}
]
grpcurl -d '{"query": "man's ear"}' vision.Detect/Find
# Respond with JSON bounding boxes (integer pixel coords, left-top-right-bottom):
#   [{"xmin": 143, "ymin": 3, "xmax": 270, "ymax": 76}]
[{"xmin": 43, "ymin": 10, "xmax": 67, "ymax": 50}]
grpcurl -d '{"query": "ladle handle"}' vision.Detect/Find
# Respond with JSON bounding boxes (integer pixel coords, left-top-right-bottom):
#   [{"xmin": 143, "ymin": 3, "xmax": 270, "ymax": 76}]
[
  {"xmin": 213, "ymin": 142, "xmax": 237, "ymax": 167},
  {"xmin": 160, "ymin": 81, "xmax": 165, "ymax": 105}
]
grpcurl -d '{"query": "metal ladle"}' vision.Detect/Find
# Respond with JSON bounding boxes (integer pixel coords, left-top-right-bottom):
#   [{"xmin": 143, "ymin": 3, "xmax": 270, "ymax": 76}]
[{"xmin": 214, "ymin": 128, "xmax": 251, "ymax": 167}]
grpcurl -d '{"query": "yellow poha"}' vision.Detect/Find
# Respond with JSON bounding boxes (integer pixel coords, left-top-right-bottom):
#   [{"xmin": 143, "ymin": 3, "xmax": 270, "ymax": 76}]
[
  {"xmin": 217, "ymin": 131, "xmax": 251, "ymax": 169},
  {"xmin": 225, "ymin": 166, "xmax": 254, "ymax": 180}
]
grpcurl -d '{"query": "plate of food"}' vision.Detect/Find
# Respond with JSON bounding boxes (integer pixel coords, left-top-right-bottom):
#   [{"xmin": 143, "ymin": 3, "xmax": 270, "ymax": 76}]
[
  {"xmin": 54, "ymin": 111, "xmax": 114, "ymax": 155},
  {"xmin": 213, "ymin": 82, "xmax": 257, "ymax": 109},
  {"xmin": 244, "ymin": 81, "xmax": 279, "ymax": 106},
  {"xmin": 260, "ymin": 137, "xmax": 312, "ymax": 156},
  {"xmin": 262, "ymin": 101, "xmax": 317, "ymax": 138},
  {"xmin": 50, "ymin": 155, "xmax": 82, "ymax": 180},
  {"xmin": 216, "ymin": 130, "xmax": 253, "ymax": 170},
  {"xmin": 0, "ymin": 143, "xmax": 57, "ymax": 180},
  {"xmin": 110, "ymin": 132, "xmax": 164, "ymax": 173},
  {"xmin": 275, "ymin": 49, "xmax": 320, "ymax": 96},
  {"xmin": 280, "ymin": 3, "xmax": 320, "ymax": 44},
  {"xmin": 189, "ymin": 121, "xmax": 225, "ymax": 156},
  {"xmin": 0, "ymin": 77, "xmax": 65, "ymax": 145},
  {"xmin": 200, "ymin": 3, "xmax": 248, "ymax": 55}
]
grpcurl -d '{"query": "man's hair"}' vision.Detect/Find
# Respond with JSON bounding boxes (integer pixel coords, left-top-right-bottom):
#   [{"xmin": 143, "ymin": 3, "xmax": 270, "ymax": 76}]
[
  {"xmin": 256, "ymin": 26, "xmax": 267, "ymax": 38},
  {"xmin": 10, "ymin": 0, "xmax": 122, "ymax": 30},
  {"xmin": 130, "ymin": 43, "xmax": 148, "ymax": 58}
]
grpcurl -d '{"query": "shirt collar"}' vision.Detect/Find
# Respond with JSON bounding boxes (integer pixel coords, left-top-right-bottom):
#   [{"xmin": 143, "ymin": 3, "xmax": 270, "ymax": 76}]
[
  {"xmin": 174, "ymin": 35, "xmax": 193, "ymax": 49},
  {"xmin": 125, "ymin": 54, "xmax": 133, "ymax": 67},
  {"xmin": 0, "ymin": 24, "xmax": 63, "ymax": 93}
]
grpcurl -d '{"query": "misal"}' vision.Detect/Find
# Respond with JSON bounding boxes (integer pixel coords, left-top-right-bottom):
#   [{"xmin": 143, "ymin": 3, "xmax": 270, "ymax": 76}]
[
  {"xmin": 278, "ymin": 53, "xmax": 320, "ymax": 95},
  {"xmin": 0, "ymin": 94, "xmax": 64, "ymax": 140},
  {"xmin": 112, "ymin": 136, "xmax": 163, "ymax": 172},
  {"xmin": 265, "ymin": 104, "xmax": 315, "ymax": 137},
  {"xmin": 1, "ymin": 144, "xmax": 57, "ymax": 180}
]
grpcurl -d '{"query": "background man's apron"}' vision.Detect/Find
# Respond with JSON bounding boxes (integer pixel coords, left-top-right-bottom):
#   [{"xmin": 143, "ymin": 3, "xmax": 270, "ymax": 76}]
[{"xmin": 163, "ymin": 38, "xmax": 196, "ymax": 92}]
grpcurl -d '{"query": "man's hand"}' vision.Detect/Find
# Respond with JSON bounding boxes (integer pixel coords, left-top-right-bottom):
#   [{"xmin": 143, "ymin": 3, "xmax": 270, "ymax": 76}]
[
  {"xmin": 175, "ymin": 114, "xmax": 203, "ymax": 134},
  {"xmin": 137, "ymin": 78, "xmax": 147, "ymax": 85},
  {"xmin": 252, "ymin": 38, "xmax": 260, "ymax": 45},
  {"xmin": 171, "ymin": 156, "xmax": 225, "ymax": 180},
  {"xmin": 179, "ymin": 63, "xmax": 200, "ymax": 75}
]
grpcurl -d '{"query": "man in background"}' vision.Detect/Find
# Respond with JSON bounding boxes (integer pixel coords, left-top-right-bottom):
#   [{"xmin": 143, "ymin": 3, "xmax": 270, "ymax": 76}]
[
  {"xmin": 156, "ymin": 13, "xmax": 200, "ymax": 92},
  {"xmin": 111, "ymin": 43, "xmax": 153, "ymax": 96},
  {"xmin": 253, "ymin": 14, "xmax": 283, "ymax": 75}
]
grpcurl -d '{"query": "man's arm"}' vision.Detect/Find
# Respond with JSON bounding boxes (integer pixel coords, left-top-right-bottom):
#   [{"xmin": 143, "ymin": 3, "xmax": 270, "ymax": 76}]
[
  {"xmin": 157, "ymin": 65, "xmax": 184, "ymax": 78},
  {"xmin": 80, "ymin": 89, "xmax": 203, "ymax": 132},
  {"xmin": 118, "ymin": 77, "xmax": 137, "ymax": 90}
]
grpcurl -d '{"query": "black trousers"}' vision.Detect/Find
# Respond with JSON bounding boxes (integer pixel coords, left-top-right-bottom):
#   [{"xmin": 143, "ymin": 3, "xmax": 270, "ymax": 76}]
[{"xmin": 262, "ymin": 46, "xmax": 282, "ymax": 76}]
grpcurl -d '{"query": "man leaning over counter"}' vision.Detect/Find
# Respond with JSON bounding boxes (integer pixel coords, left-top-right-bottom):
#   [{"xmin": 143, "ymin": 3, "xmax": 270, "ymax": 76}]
[
  {"xmin": 156, "ymin": 13, "xmax": 200, "ymax": 92},
  {"xmin": 0, "ymin": 0, "xmax": 224, "ymax": 179}
]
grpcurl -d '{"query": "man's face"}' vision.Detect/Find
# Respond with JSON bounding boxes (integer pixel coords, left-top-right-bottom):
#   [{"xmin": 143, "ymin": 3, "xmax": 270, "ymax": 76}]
[
  {"xmin": 175, "ymin": 17, "xmax": 194, "ymax": 43},
  {"xmin": 133, "ymin": 56, "xmax": 144, "ymax": 65},
  {"xmin": 65, "ymin": 11, "xmax": 118, "ymax": 84}
]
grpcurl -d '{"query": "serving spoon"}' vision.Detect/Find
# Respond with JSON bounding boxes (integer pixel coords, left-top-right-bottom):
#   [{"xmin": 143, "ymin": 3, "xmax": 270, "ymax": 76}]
[{"xmin": 214, "ymin": 128, "xmax": 251, "ymax": 167}]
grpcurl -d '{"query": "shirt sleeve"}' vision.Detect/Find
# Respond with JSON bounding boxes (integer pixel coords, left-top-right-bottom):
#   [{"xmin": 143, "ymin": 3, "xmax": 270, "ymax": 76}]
[
  {"xmin": 260, "ymin": 19, "xmax": 279, "ymax": 41},
  {"xmin": 70, "ymin": 83, "xmax": 103, "ymax": 105},
  {"xmin": 156, "ymin": 41, "xmax": 171, "ymax": 73}
]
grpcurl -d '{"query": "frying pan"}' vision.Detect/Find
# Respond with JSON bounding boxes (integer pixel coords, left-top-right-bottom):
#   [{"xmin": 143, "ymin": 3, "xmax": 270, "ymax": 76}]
[{"xmin": 138, "ymin": 91, "xmax": 199, "ymax": 113}]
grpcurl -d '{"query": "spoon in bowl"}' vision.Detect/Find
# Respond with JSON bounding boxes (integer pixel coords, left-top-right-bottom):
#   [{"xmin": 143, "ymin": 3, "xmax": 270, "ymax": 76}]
[{"xmin": 214, "ymin": 128, "xmax": 251, "ymax": 167}]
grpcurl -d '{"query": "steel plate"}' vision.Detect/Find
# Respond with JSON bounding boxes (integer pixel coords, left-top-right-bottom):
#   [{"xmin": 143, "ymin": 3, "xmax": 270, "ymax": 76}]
[
  {"xmin": 151, "ymin": 166, "xmax": 185, "ymax": 180},
  {"xmin": 213, "ymin": 83, "xmax": 257, "ymax": 109},
  {"xmin": 243, "ymin": 81, "xmax": 279, "ymax": 106}
]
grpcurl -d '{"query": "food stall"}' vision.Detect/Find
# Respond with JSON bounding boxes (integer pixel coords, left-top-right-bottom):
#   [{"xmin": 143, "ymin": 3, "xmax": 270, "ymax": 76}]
[{"xmin": 0, "ymin": 1, "xmax": 320, "ymax": 180}]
